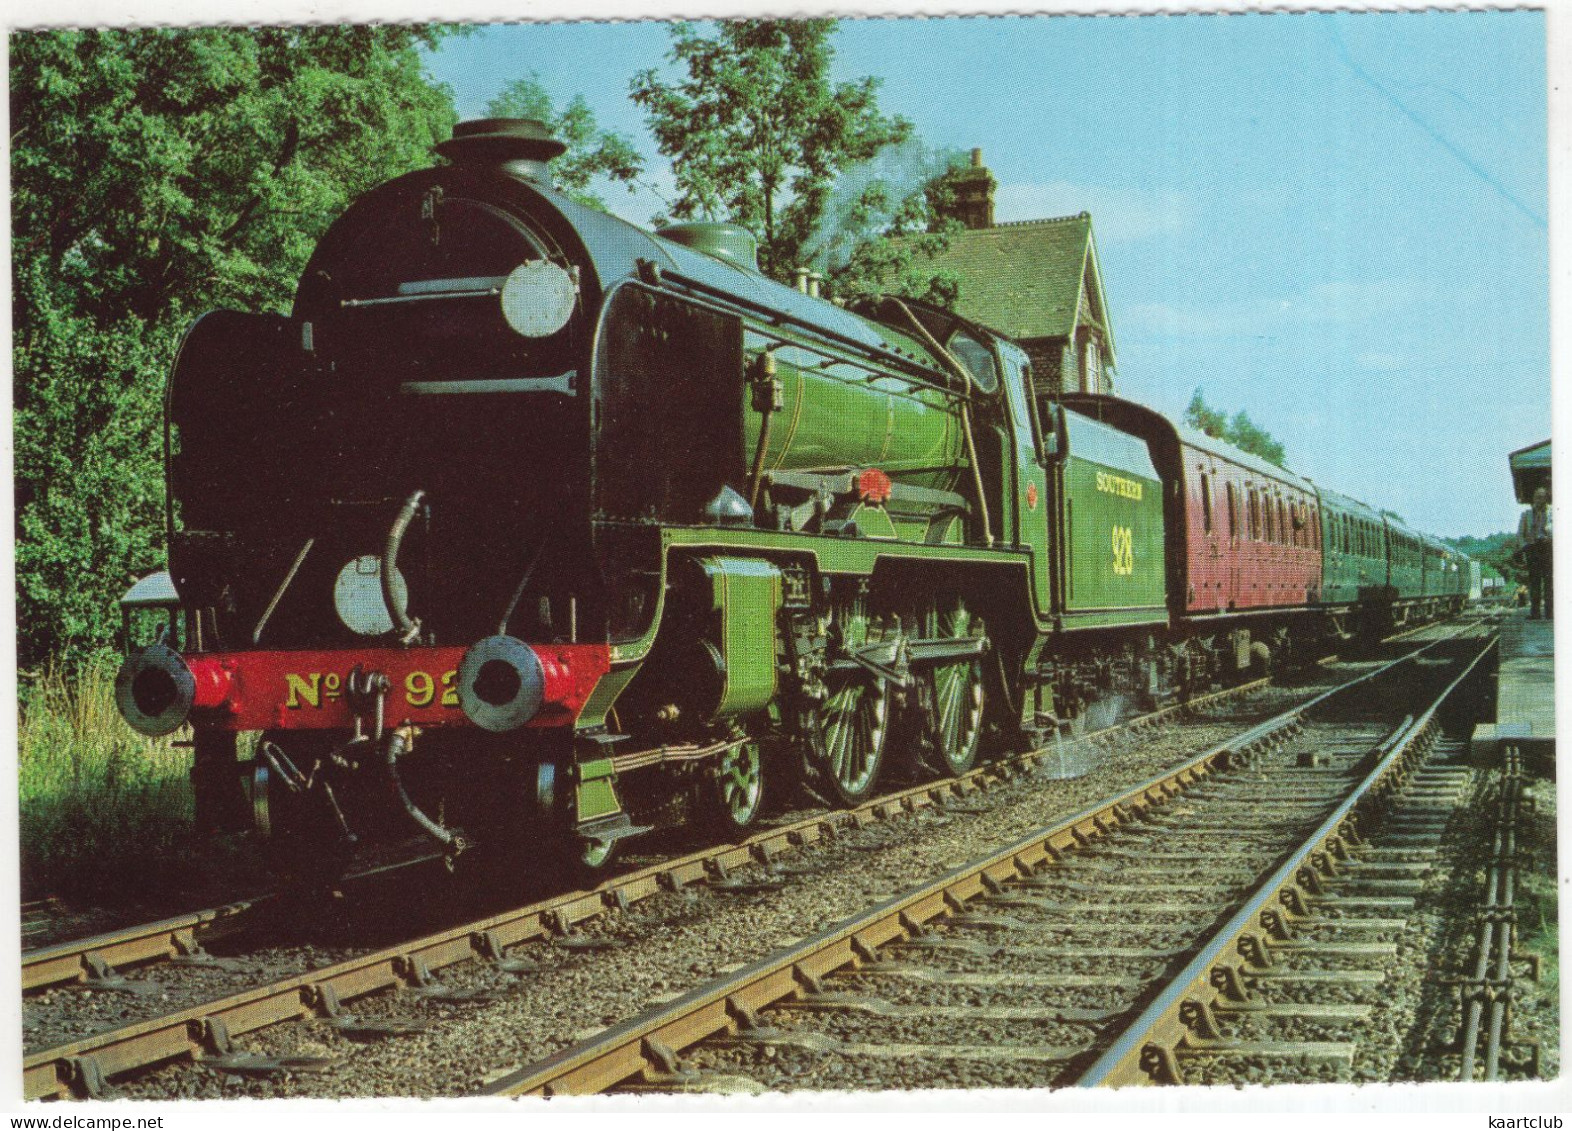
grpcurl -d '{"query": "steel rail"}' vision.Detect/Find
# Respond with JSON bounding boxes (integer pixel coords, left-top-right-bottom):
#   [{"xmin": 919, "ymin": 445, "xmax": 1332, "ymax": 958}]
[
  {"xmin": 24, "ymin": 673, "xmax": 1273, "ymax": 1100},
  {"xmin": 1076, "ymin": 632, "xmax": 1497, "ymax": 1087},
  {"xmin": 24, "ymin": 902, "xmax": 260, "ymax": 995},
  {"xmin": 481, "ymin": 632, "xmax": 1480, "ymax": 1098},
  {"xmin": 480, "ymin": 717, "xmax": 1301, "ymax": 1096},
  {"xmin": 23, "ymin": 854, "xmax": 439, "ymax": 996}
]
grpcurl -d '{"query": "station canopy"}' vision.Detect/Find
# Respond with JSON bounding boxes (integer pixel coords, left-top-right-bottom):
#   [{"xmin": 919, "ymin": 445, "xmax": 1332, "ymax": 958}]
[{"xmin": 1510, "ymin": 439, "xmax": 1551, "ymax": 504}]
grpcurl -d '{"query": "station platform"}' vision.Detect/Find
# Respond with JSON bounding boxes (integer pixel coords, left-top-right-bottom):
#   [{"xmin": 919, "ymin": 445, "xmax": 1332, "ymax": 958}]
[{"xmin": 1471, "ymin": 609, "xmax": 1556, "ymax": 772}]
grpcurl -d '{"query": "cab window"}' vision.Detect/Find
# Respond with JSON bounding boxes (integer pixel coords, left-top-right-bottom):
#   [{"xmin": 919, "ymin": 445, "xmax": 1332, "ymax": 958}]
[{"xmin": 947, "ymin": 331, "xmax": 1000, "ymax": 394}]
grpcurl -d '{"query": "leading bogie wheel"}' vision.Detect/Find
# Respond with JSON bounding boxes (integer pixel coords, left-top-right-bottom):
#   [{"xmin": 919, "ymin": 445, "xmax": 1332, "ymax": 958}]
[
  {"xmin": 576, "ymin": 834, "xmax": 619, "ymax": 873},
  {"xmin": 250, "ymin": 732, "xmax": 355, "ymax": 888},
  {"xmin": 696, "ymin": 736, "xmax": 767, "ymax": 834}
]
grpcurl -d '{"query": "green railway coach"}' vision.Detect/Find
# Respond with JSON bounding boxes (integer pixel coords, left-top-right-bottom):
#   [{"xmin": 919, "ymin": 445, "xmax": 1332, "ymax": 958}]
[
  {"xmin": 1317, "ymin": 486, "xmax": 1388, "ymax": 604},
  {"xmin": 1384, "ymin": 515, "xmax": 1426, "ymax": 601}
]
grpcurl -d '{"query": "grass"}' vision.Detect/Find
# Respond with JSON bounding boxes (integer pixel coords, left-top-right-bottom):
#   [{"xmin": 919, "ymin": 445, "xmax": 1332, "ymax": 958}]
[{"xmin": 19, "ymin": 660, "xmax": 194, "ymax": 900}]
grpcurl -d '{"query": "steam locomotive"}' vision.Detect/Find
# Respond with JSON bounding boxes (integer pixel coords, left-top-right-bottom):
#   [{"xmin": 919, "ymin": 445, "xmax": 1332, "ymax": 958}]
[{"xmin": 114, "ymin": 119, "xmax": 1469, "ymax": 878}]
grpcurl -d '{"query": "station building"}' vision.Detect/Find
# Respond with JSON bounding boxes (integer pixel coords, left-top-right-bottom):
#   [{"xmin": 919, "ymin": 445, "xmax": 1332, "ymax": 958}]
[{"xmin": 918, "ymin": 150, "xmax": 1117, "ymax": 399}]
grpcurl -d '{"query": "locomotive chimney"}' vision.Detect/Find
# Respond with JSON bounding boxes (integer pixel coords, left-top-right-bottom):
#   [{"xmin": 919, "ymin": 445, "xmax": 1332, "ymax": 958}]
[{"xmin": 435, "ymin": 118, "xmax": 567, "ymax": 185}]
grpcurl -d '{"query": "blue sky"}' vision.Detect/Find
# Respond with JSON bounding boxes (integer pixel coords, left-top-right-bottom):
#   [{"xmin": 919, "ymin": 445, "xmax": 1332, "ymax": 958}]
[{"xmin": 424, "ymin": 11, "xmax": 1548, "ymax": 538}]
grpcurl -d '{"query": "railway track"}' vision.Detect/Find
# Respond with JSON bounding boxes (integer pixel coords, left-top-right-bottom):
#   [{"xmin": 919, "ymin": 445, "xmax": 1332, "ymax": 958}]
[
  {"xmin": 478, "ymin": 628, "xmax": 1495, "ymax": 1096},
  {"xmin": 22, "ymin": 619, "xmax": 1486, "ymax": 1100},
  {"xmin": 24, "ymin": 672, "xmax": 1285, "ymax": 1100},
  {"xmin": 26, "ymin": 617, "xmax": 1483, "ymax": 999},
  {"xmin": 23, "ymin": 669, "xmax": 1276, "ymax": 1004}
]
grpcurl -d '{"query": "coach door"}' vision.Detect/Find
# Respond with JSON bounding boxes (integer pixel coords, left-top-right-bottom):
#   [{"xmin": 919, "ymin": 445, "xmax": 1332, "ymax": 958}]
[
  {"xmin": 1190, "ymin": 453, "xmax": 1229, "ymax": 611},
  {"xmin": 1222, "ymin": 474, "xmax": 1243, "ymax": 610}
]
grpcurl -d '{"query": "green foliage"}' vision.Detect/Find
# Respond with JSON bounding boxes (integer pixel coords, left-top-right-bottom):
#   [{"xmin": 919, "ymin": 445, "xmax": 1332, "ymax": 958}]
[
  {"xmin": 485, "ymin": 73, "xmax": 642, "ymax": 210},
  {"xmin": 823, "ymin": 142, "xmax": 966, "ymax": 307},
  {"xmin": 19, "ymin": 660, "xmax": 192, "ymax": 898},
  {"xmin": 631, "ymin": 20, "xmax": 911, "ymax": 281},
  {"xmin": 12, "ymin": 28, "xmax": 458, "ymax": 670},
  {"xmin": 13, "ymin": 270, "xmax": 173, "ymax": 670},
  {"xmin": 1184, "ymin": 390, "xmax": 1228, "ymax": 439},
  {"xmin": 1184, "ymin": 388, "xmax": 1288, "ymax": 467},
  {"xmin": 1447, "ymin": 531, "xmax": 1521, "ymax": 583}
]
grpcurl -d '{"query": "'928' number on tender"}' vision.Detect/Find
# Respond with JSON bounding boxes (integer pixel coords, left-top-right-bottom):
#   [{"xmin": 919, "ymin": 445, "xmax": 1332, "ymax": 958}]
[
  {"xmin": 1111, "ymin": 525, "xmax": 1135, "ymax": 576},
  {"xmin": 406, "ymin": 670, "xmax": 460, "ymax": 708}
]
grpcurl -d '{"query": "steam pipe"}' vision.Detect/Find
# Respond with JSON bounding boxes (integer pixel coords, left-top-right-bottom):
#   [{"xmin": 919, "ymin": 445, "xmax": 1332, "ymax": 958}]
[
  {"xmin": 384, "ymin": 490, "xmax": 425, "ymax": 644},
  {"xmin": 386, "ymin": 727, "xmax": 467, "ymax": 853},
  {"xmin": 885, "ymin": 297, "xmax": 995, "ymax": 547},
  {"xmin": 747, "ymin": 349, "xmax": 780, "ymax": 512}
]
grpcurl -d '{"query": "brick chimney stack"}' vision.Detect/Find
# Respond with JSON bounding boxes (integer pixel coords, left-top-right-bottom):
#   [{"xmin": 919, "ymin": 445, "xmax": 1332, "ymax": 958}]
[{"xmin": 947, "ymin": 147, "xmax": 996, "ymax": 230}]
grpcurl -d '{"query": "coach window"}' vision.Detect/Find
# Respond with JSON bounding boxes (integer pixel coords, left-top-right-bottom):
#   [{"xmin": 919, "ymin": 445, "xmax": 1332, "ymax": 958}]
[
  {"xmin": 1201, "ymin": 474, "xmax": 1214, "ymax": 534},
  {"xmin": 1278, "ymin": 501, "xmax": 1288, "ymax": 546},
  {"xmin": 1226, "ymin": 483, "xmax": 1238, "ymax": 542}
]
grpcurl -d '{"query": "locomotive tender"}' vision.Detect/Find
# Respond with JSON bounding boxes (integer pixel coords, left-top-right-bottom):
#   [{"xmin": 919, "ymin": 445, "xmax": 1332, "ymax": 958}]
[{"xmin": 114, "ymin": 119, "xmax": 1469, "ymax": 875}]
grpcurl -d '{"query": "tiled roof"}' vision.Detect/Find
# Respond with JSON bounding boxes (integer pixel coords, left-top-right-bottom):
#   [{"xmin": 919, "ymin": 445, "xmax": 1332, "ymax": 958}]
[{"xmin": 905, "ymin": 213, "xmax": 1107, "ymax": 347}]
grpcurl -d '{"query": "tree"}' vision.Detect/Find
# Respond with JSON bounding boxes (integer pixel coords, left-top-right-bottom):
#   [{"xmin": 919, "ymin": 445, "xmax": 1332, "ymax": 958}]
[
  {"xmin": 1448, "ymin": 532, "xmax": 1523, "ymax": 585},
  {"xmin": 631, "ymin": 20, "xmax": 912, "ymax": 281},
  {"xmin": 823, "ymin": 143, "xmax": 966, "ymax": 307},
  {"xmin": 1184, "ymin": 390, "xmax": 1229, "ymax": 439},
  {"xmin": 1224, "ymin": 411, "xmax": 1287, "ymax": 468},
  {"xmin": 485, "ymin": 74, "xmax": 642, "ymax": 210},
  {"xmin": 1184, "ymin": 389, "xmax": 1288, "ymax": 467},
  {"xmin": 13, "ymin": 28, "xmax": 458, "ymax": 671}
]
